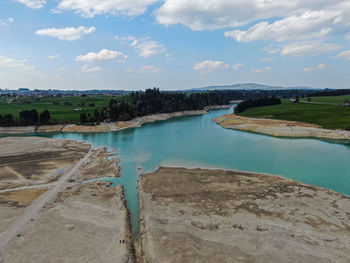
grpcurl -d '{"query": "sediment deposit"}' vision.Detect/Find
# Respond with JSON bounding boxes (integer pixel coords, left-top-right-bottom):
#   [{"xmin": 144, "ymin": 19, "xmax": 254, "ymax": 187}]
[
  {"xmin": 138, "ymin": 166, "xmax": 350, "ymax": 262},
  {"xmin": 0, "ymin": 137, "xmax": 133, "ymax": 262},
  {"xmin": 214, "ymin": 114, "xmax": 350, "ymax": 140}
]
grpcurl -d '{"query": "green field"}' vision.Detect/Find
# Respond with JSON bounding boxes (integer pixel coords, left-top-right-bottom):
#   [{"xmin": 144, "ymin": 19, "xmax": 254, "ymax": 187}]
[
  {"xmin": 300, "ymin": 95, "xmax": 350, "ymax": 104},
  {"xmin": 0, "ymin": 95, "xmax": 130, "ymax": 123},
  {"xmin": 239, "ymin": 99, "xmax": 350, "ymax": 130}
]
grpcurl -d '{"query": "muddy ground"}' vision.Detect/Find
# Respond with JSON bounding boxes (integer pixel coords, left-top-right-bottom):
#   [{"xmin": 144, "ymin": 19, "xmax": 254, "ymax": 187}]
[
  {"xmin": 138, "ymin": 167, "xmax": 350, "ymax": 263},
  {"xmin": 2, "ymin": 182, "xmax": 133, "ymax": 263},
  {"xmin": 214, "ymin": 114, "xmax": 350, "ymax": 140},
  {"xmin": 0, "ymin": 137, "xmax": 90, "ymax": 189},
  {"xmin": 0, "ymin": 137, "xmax": 133, "ymax": 263}
]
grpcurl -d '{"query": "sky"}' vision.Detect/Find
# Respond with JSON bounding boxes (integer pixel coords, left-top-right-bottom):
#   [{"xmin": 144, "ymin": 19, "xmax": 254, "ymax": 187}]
[{"xmin": 1, "ymin": 0, "xmax": 350, "ymax": 91}]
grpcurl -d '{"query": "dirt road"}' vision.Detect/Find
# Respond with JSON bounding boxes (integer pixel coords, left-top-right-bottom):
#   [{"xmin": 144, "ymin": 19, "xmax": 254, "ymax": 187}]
[{"xmin": 0, "ymin": 147, "xmax": 92, "ymax": 258}]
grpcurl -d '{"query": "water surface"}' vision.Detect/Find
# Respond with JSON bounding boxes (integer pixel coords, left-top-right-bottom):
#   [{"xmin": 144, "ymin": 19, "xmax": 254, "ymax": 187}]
[{"xmin": 41, "ymin": 107, "xmax": 350, "ymax": 236}]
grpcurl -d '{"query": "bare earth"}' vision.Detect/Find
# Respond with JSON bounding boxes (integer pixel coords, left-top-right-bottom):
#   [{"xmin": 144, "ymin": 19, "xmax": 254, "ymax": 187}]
[
  {"xmin": 0, "ymin": 106, "xmax": 231, "ymax": 135},
  {"xmin": 0, "ymin": 136, "xmax": 90, "ymax": 190},
  {"xmin": 0, "ymin": 137, "xmax": 133, "ymax": 262},
  {"xmin": 138, "ymin": 167, "xmax": 350, "ymax": 263},
  {"xmin": 214, "ymin": 114, "xmax": 350, "ymax": 140}
]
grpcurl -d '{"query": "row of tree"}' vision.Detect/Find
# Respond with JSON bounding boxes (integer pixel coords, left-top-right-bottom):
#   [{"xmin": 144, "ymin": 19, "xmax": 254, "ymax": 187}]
[
  {"xmin": 107, "ymin": 88, "xmax": 233, "ymax": 122},
  {"xmin": 309, "ymin": 89, "xmax": 350, "ymax": 97},
  {"xmin": 0, "ymin": 109, "xmax": 50, "ymax": 126},
  {"xmin": 80, "ymin": 89, "xmax": 302, "ymax": 123},
  {"xmin": 234, "ymin": 97, "xmax": 281, "ymax": 114}
]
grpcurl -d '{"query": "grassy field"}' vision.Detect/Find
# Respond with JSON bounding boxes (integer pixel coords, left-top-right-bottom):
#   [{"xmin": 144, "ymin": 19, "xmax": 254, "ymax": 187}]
[
  {"xmin": 300, "ymin": 95, "xmax": 350, "ymax": 104},
  {"xmin": 0, "ymin": 95, "xmax": 130, "ymax": 123},
  {"xmin": 239, "ymin": 99, "xmax": 350, "ymax": 129}
]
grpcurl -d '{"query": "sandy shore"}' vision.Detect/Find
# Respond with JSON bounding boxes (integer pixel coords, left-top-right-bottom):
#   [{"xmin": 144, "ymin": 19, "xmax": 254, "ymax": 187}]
[
  {"xmin": 214, "ymin": 114, "xmax": 350, "ymax": 140},
  {"xmin": 138, "ymin": 166, "xmax": 350, "ymax": 262},
  {"xmin": 0, "ymin": 105, "xmax": 231, "ymax": 135},
  {"xmin": 0, "ymin": 137, "xmax": 134, "ymax": 262}
]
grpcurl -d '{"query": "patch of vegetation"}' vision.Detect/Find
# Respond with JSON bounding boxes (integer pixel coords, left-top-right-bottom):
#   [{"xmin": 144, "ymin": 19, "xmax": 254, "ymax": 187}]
[
  {"xmin": 234, "ymin": 97, "xmax": 281, "ymax": 114},
  {"xmin": 108, "ymin": 88, "xmax": 233, "ymax": 122},
  {"xmin": 309, "ymin": 89, "xmax": 350, "ymax": 97},
  {"xmin": 239, "ymin": 100, "xmax": 350, "ymax": 130},
  {"xmin": 0, "ymin": 95, "xmax": 130, "ymax": 124},
  {"xmin": 301, "ymin": 95, "xmax": 350, "ymax": 104}
]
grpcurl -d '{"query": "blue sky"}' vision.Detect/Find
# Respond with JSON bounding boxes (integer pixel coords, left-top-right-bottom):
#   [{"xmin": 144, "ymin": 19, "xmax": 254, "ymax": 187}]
[{"xmin": 1, "ymin": 0, "xmax": 350, "ymax": 90}]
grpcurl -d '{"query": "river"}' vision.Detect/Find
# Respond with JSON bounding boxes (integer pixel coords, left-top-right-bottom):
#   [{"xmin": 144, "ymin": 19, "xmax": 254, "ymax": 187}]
[{"xmin": 39, "ymin": 107, "xmax": 350, "ymax": 237}]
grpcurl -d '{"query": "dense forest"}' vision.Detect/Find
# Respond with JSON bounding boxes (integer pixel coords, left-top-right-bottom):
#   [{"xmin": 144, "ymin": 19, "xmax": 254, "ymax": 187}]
[
  {"xmin": 107, "ymin": 88, "xmax": 314, "ymax": 122},
  {"xmin": 309, "ymin": 89, "xmax": 350, "ymax": 97},
  {"xmin": 234, "ymin": 97, "xmax": 281, "ymax": 114},
  {"xmin": 108, "ymin": 88, "xmax": 232, "ymax": 122}
]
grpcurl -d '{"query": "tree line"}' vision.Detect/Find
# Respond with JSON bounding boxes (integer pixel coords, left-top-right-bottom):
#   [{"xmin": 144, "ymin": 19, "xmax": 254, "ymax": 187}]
[
  {"xmin": 81, "ymin": 89, "xmax": 308, "ymax": 123},
  {"xmin": 234, "ymin": 97, "xmax": 281, "ymax": 114},
  {"xmin": 0, "ymin": 109, "xmax": 50, "ymax": 126},
  {"xmin": 106, "ymin": 88, "xmax": 232, "ymax": 122},
  {"xmin": 308, "ymin": 89, "xmax": 350, "ymax": 97},
  {"xmin": 1, "ymin": 88, "xmax": 314, "ymax": 126}
]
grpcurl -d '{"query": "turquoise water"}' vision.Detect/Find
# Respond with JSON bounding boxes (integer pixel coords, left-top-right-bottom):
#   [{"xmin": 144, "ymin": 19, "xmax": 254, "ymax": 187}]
[{"xmin": 39, "ymin": 107, "xmax": 350, "ymax": 236}]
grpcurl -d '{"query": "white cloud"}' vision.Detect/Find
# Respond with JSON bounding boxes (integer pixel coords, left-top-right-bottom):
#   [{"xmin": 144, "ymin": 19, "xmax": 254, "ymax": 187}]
[
  {"xmin": 36, "ymin": 26, "xmax": 95, "ymax": 41},
  {"xmin": 0, "ymin": 18, "xmax": 14, "ymax": 26},
  {"xmin": 124, "ymin": 68, "xmax": 134, "ymax": 73},
  {"xmin": 138, "ymin": 65, "xmax": 163, "ymax": 73},
  {"xmin": 193, "ymin": 60, "xmax": 229, "ymax": 74},
  {"xmin": 164, "ymin": 53, "xmax": 175, "ymax": 63},
  {"xmin": 132, "ymin": 39, "xmax": 165, "ymax": 58},
  {"xmin": 156, "ymin": 0, "xmax": 350, "ymax": 60},
  {"xmin": 336, "ymin": 50, "xmax": 350, "ymax": 60},
  {"xmin": 260, "ymin": 57, "xmax": 273, "ymax": 62},
  {"xmin": 118, "ymin": 36, "xmax": 166, "ymax": 58},
  {"xmin": 116, "ymin": 35, "xmax": 136, "ymax": 42},
  {"xmin": 263, "ymin": 45, "xmax": 280, "ymax": 54},
  {"xmin": 303, "ymin": 63, "xmax": 327, "ymax": 72},
  {"xmin": 166, "ymin": 57, "xmax": 174, "ymax": 64},
  {"xmin": 233, "ymin": 63, "xmax": 244, "ymax": 70},
  {"xmin": 155, "ymin": 0, "xmax": 350, "ymax": 31},
  {"xmin": 76, "ymin": 49, "xmax": 127, "ymax": 63},
  {"xmin": 15, "ymin": 0, "xmax": 46, "ymax": 9},
  {"xmin": 57, "ymin": 67, "xmax": 67, "ymax": 72},
  {"xmin": 0, "ymin": 55, "xmax": 34, "ymax": 71},
  {"xmin": 281, "ymin": 42, "xmax": 342, "ymax": 56},
  {"xmin": 56, "ymin": 0, "xmax": 159, "ymax": 18},
  {"xmin": 224, "ymin": 10, "xmax": 338, "ymax": 43},
  {"xmin": 81, "ymin": 64, "xmax": 101, "ymax": 72},
  {"xmin": 317, "ymin": 63, "xmax": 327, "ymax": 69},
  {"xmin": 251, "ymin": 67, "xmax": 272, "ymax": 73},
  {"xmin": 47, "ymin": 54, "xmax": 60, "ymax": 59}
]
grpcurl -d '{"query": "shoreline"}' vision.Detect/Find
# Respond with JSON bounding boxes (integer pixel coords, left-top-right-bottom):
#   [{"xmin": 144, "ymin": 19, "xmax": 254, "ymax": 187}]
[
  {"xmin": 138, "ymin": 166, "xmax": 350, "ymax": 262},
  {"xmin": 152, "ymin": 165, "xmax": 350, "ymax": 197},
  {"xmin": 0, "ymin": 137, "xmax": 134, "ymax": 262},
  {"xmin": 214, "ymin": 113, "xmax": 350, "ymax": 141},
  {"xmin": 0, "ymin": 105, "xmax": 231, "ymax": 135}
]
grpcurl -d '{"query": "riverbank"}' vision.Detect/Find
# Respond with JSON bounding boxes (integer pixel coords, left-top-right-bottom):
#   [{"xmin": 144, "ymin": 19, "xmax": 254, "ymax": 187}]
[
  {"xmin": 0, "ymin": 137, "xmax": 134, "ymax": 262},
  {"xmin": 0, "ymin": 105, "xmax": 232, "ymax": 135},
  {"xmin": 138, "ymin": 166, "xmax": 350, "ymax": 262},
  {"xmin": 214, "ymin": 114, "xmax": 350, "ymax": 140}
]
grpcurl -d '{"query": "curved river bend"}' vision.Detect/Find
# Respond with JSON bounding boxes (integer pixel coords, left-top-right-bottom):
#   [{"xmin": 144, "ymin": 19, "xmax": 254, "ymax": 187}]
[{"xmin": 40, "ymin": 107, "xmax": 350, "ymax": 236}]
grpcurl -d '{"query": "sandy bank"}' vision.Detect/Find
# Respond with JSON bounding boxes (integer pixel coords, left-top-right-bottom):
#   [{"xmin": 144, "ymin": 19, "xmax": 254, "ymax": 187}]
[
  {"xmin": 0, "ymin": 137, "xmax": 134, "ymax": 262},
  {"xmin": 0, "ymin": 137, "xmax": 90, "ymax": 190},
  {"xmin": 0, "ymin": 105, "xmax": 232, "ymax": 135},
  {"xmin": 214, "ymin": 114, "xmax": 350, "ymax": 140},
  {"xmin": 2, "ymin": 183, "xmax": 133, "ymax": 263},
  {"xmin": 138, "ymin": 166, "xmax": 350, "ymax": 263}
]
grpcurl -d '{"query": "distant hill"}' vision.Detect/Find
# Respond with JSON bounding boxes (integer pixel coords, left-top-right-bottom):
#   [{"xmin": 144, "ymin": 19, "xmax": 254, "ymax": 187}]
[{"xmin": 191, "ymin": 83, "xmax": 315, "ymax": 91}]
